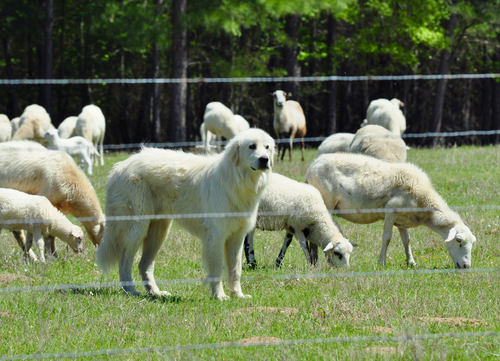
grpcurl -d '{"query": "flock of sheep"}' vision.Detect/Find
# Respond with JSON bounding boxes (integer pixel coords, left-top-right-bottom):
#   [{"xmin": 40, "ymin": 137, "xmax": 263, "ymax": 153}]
[{"xmin": 0, "ymin": 92, "xmax": 477, "ymax": 299}]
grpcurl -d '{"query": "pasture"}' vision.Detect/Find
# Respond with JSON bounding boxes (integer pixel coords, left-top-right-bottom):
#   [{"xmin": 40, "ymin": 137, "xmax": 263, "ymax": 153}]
[{"xmin": 1, "ymin": 145, "xmax": 499, "ymax": 360}]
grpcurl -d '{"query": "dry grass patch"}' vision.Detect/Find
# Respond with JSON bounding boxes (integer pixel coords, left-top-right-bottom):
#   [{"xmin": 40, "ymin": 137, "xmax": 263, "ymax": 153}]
[
  {"xmin": 239, "ymin": 336, "xmax": 283, "ymax": 343},
  {"xmin": 364, "ymin": 346, "xmax": 398, "ymax": 355},
  {"xmin": 362, "ymin": 326, "xmax": 393, "ymax": 334},
  {"xmin": 0, "ymin": 310, "xmax": 14, "ymax": 318},
  {"xmin": 229, "ymin": 307, "xmax": 298, "ymax": 316},
  {"xmin": 0, "ymin": 273, "xmax": 34, "ymax": 284},
  {"xmin": 413, "ymin": 317, "xmax": 492, "ymax": 327}
]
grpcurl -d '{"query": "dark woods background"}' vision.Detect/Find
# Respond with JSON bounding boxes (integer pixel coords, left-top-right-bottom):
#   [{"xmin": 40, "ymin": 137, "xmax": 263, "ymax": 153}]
[{"xmin": 2, "ymin": 0, "xmax": 500, "ymax": 147}]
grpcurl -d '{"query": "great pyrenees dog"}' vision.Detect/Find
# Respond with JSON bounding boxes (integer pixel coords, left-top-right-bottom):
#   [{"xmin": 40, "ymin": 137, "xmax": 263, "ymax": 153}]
[{"xmin": 96, "ymin": 128, "xmax": 275, "ymax": 300}]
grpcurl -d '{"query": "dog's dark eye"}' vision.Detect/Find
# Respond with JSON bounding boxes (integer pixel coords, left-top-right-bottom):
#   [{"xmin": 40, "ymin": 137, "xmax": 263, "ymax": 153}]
[
  {"xmin": 249, "ymin": 144, "xmax": 256, "ymax": 150},
  {"xmin": 266, "ymin": 145, "xmax": 269, "ymax": 149}
]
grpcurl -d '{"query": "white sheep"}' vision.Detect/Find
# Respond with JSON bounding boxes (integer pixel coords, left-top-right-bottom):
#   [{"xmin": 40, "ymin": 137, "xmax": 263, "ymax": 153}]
[
  {"xmin": 306, "ymin": 153, "xmax": 477, "ymax": 269},
  {"xmin": 317, "ymin": 133, "xmax": 355, "ymax": 156},
  {"xmin": 10, "ymin": 117, "xmax": 20, "ymax": 137},
  {"xmin": 12, "ymin": 104, "xmax": 54, "ymax": 143},
  {"xmin": 57, "ymin": 116, "xmax": 78, "ymax": 139},
  {"xmin": 0, "ymin": 114, "xmax": 12, "ymax": 143},
  {"xmin": 363, "ymin": 98, "xmax": 406, "ymax": 136},
  {"xmin": 243, "ymin": 173, "xmax": 355, "ymax": 268},
  {"xmin": 270, "ymin": 90, "xmax": 307, "ymax": 162},
  {"xmin": 349, "ymin": 124, "xmax": 407, "ymax": 162},
  {"xmin": 75, "ymin": 105, "xmax": 106, "ymax": 166},
  {"xmin": 42, "ymin": 128, "xmax": 99, "ymax": 175},
  {"xmin": 0, "ymin": 141, "xmax": 106, "ymax": 249},
  {"xmin": 0, "ymin": 188, "xmax": 84, "ymax": 262},
  {"xmin": 202, "ymin": 102, "xmax": 250, "ymax": 152}
]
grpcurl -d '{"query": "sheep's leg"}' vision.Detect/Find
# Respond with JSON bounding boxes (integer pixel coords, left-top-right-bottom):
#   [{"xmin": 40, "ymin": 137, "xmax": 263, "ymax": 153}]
[
  {"xmin": 295, "ymin": 230, "xmax": 313, "ymax": 266},
  {"xmin": 99, "ymin": 136, "xmax": 104, "ymax": 166},
  {"xmin": 32, "ymin": 227, "xmax": 45, "ymax": 263},
  {"xmin": 81, "ymin": 149, "xmax": 93, "ymax": 175},
  {"xmin": 138, "ymin": 219, "xmax": 172, "ymax": 297},
  {"xmin": 378, "ymin": 213, "xmax": 397, "ymax": 266},
  {"xmin": 44, "ymin": 236, "xmax": 58, "ymax": 259},
  {"xmin": 288, "ymin": 137, "xmax": 293, "ymax": 162},
  {"xmin": 13, "ymin": 231, "xmax": 37, "ymax": 261},
  {"xmin": 300, "ymin": 138, "xmax": 305, "ymax": 162},
  {"xmin": 243, "ymin": 230, "xmax": 257, "ymax": 269},
  {"xmin": 225, "ymin": 230, "xmax": 249, "ymax": 299},
  {"xmin": 399, "ymin": 228, "xmax": 416, "ymax": 267},
  {"xmin": 308, "ymin": 242, "xmax": 319, "ymax": 266},
  {"xmin": 24, "ymin": 232, "xmax": 34, "ymax": 262},
  {"xmin": 276, "ymin": 232, "xmax": 294, "ymax": 267}
]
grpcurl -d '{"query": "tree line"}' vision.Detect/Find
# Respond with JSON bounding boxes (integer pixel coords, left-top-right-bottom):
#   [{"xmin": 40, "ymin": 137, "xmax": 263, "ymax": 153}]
[{"xmin": 2, "ymin": 0, "xmax": 500, "ymax": 147}]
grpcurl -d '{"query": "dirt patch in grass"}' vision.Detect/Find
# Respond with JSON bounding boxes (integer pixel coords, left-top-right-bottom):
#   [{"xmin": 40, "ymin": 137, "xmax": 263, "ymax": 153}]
[
  {"xmin": 362, "ymin": 326, "xmax": 393, "ymax": 334},
  {"xmin": 230, "ymin": 307, "xmax": 298, "ymax": 316},
  {"xmin": 239, "ymin": 336, "xmax": 283, "ymax": 343},
  {"xmin": 0, "ymin": 310, "xmax": 14, "ymax": 318},
  {"xmin": 413, "ymin": 317, "xmax": 492, "ymax": 327},
  {"xmin": 365, "ymin": 346, "xmax": 397, "ymax": 355},
  {"xmin": 0, "ymin": 273, "xmax": 34, "ymax": 285}
]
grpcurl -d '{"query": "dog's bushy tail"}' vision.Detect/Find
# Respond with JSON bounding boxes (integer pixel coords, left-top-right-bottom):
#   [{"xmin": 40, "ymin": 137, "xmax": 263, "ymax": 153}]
[{"xmin": 95, "ymin": 229, "xmax": 121, "ymax": 275}]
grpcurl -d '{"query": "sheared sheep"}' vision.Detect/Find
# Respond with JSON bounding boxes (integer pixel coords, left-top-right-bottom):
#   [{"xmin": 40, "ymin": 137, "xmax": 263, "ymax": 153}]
[
  {"xmin": 305, "ymin": 153, "xmax": 476, "ymax": 268},
  {"xmin": 12, "ymin": 104, "xmax": 54, "ymax": 143},
  {"xmin": 202, "ymin": 102, "xmax": 250, "ymax": 152},
  {"xmin": 0, "ymin": 141, "xmax": 105, "ymax": 249},
  {"xmin": 43, "ymin": 128, "xmax": 99, "ymax": 175},
  {"xmin": 317, "ymin": 133, "xmax": 355, "ymax": 156},
  {"xmin": 57, "ymin": 116, "xmax": 78, "ymax": 139},
  {"xmin": 75, "ymin": 105, "xmax": 106, "ymax": 166},
  {"xmin": 243, "ymin": 173, "xmax": 355, "ymax": 269},
  {"xmin": 0, "ymin": 188, "xmax": 84, "ymax": 262},
  {"xmin": 363, "ymin": 98, "xmax": 406, "ymax": 136},
  {"xmin": 349, "ymin": 125, "xmax": 407, "ymax": 162},
  {"xmin": 271, "ymin": 90, "xmax": 307, "ymax": 162},
  {"xmin": 0, "ymin": 114, "xmax": 12, "ymax": 143}
]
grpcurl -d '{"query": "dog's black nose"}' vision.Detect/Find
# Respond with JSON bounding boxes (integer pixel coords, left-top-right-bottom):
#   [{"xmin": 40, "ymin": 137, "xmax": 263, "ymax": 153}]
[{"xmin": 258, "ymin": 156, "xmax": 269, "ymax": 169}]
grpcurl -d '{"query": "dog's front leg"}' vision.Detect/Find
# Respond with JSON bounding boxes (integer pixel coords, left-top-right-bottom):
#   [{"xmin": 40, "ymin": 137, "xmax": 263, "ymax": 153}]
[
  {"xmin": 225, "ymin": 231, "xmax": 250, "ymax": 299},
  {"xmin": 202, "ymin": 234, "xmax": 228, "ymax": 300}
]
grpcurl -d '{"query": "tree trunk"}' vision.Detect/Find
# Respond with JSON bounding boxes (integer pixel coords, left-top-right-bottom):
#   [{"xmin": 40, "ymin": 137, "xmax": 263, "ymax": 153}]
[
  {"xmin": 429, "ymin": 12, "xmax": 457, "ymax": 147},
  {"xmin": 283, "ymin": 14, "xmax": 301, "ymax": 102},
  {"xmin": 325, "ymin": 16, "xmax": 337, "ymax": 135},
  {"xmin": 150, "ymin": 0, "xmax": 163, "ymax": 142},
  {"xmin": 40, "ymin": 0, "xmax": 53, "ymax": 116},
  {"xmin": 2, "ymin": 37, "xmax": 18, "ymax": 118},
  {"xmin": 168, "ymin": 0, "xmax": 188, "ymax": 143},
  {"xmin": 492, "ymin": 53, "xmax": 500, "ymax": 145}
]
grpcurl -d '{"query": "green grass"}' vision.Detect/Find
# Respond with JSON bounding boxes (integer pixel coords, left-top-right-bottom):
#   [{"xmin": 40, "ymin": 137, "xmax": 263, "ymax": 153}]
[{"xmin": 1, "ymin": 146, "xmax": 500, "ymax": 360}]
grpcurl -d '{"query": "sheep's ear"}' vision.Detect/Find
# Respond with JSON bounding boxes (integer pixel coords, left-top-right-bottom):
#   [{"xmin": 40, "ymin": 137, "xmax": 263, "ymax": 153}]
[
  {"xmin": 445, "ymin": 228, "xmax": 457, "ymax": 242},
  {"xmin": 269, "ymin": 92, "xmax": 275, "ymax": 97},
  {"xmin": 287, "ymin": 92, "xmax": 292, "ymax": 98},
  {"xmin": 323, "ymin": 242, "xmax": 334, "ymax": 252}
]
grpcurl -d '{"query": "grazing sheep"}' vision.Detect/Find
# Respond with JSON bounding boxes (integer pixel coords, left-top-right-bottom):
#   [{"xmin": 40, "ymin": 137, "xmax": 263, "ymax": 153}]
[
  {"xmin": 243, "ymin": 173, "xmax": 355, "ymax": 269},
  {"xmin": 363, "ymin": 98, "xmax": 406, "ymax": 136},
  {"xmin": 349, "ymin": 125, "xmax": 407, "ymax": 162},
  {"xmin": 0, "ymin": 188, "xmax": 84, "ymax": 262},
  {"xmin": 306, "ymin": 153, "xmax": 476, "ymax": 269},
  {"xmin": 0, "ymin": 141, "xmax": 106, "ymax": 248},
  {"xmin": 270, "ymin": 90, "xmax": 307, "ymax": 162},
  {"xmin": 57, "ymin": 116, "xmax": 78, "ymax": 139},
  {"xmin": 202, "ymin": 102, "xmax": 250, "ymax": 152},
  {"xmin": 10, "ymin": 117, "xmax": 20, "ymax": 137},
  {"xmin": 43, "ymin": 128, "xmax": 99, "ymax": 175},
  {"xmin": 317, "ymin": 133, "xmax": 355, "ymax": 156},
  {"xmin": 199, "ymin": 122, "xmax": 217, "ymax": 150},
  {"xmin": 12, "ymin": 104, "xmax": 54, "ymax": 143},
  {"xmin": 0, "ymin": 115, "xmax": 12, "ymax": 143},
  {"xmin": 75, "ymin": 105, "xmax": 106, "ymax": 166}
]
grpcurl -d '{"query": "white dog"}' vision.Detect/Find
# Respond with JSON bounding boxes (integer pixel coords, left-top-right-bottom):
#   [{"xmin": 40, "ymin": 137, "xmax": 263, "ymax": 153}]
[{"xmin": 96, "ymin": 128, "xmax": 275, "ymax": 300}]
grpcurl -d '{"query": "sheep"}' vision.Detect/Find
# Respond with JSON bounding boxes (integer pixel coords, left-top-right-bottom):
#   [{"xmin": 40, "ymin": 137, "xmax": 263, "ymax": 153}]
[
  {"xmin": 349, "ymin": 124, "xmax": 407, "ymax": 162},
  {"xmin": 198, "ymin": 122, "xmax": 218, "ymax": 151},
  {"xmin": 0, "ymin": 115, "xmax": 12, "ymax": 143},
  {"xmin": 202, "ymin": 102, "xmax": 250, "ymax": 152},
  {"xmin": 243, "ymin": 173, "xmax": 356, "ymax": 269},
  {"xmin": 57, "ymin": 116, "xmax": 78, "ymax": 139},
  {"xmin": 0, "ymin": 188, "xmax": 84, "ymax": 262},
  {"xmin": 363, "ymin": 98, "xmax": 406, "ymax": 136},
  {"xmin": 75, "ymin": 104, "xmax": 106, "ymax": 166},
  {"xmin": 0, "ymin": 141, "xmax": 106, "ymax": 249},
  {"xmin": 12, "ymin": 104, "xmax": 54, "ymax": 143},
  {"xmin": 42, "ymin": 128, "xmax": 99, "ymax": 175},
  {"xmin": 10, "ymin": 117, "xmax": 20, "ymax": 137},
  {"xmin": 305, "ymin": 153, "xmax": 477, "ymax": 269},
  {"xmin": 317, "ymin": 133, "xmax": 355, "ymax": 156},
  {"xmin": 270, "ymin": 90, "xmax": 307, "ymax": 162}
]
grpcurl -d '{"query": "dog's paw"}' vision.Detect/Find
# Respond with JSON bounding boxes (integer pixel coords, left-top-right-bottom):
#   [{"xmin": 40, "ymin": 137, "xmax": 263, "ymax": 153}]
[{"xmin": 214, "ymin": 293, "xmax": 230, "ymax": 301}]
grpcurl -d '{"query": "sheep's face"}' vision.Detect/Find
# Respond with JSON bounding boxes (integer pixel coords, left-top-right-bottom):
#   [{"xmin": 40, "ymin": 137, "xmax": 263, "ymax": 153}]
[
  {"xmin": 324, "ymin": 240, "xmax": 356, "ymax": 268},
  {"xmin": 271, "ymin": 90, "xmax": 287, "ymax": 108},
  {"xmin": 444, "ymin": 225, "xmax": 476, "ymax": 269},
  {"xmin": 65, "ymin": 225, "xmax": 85, "ymax": 253},
  {"xmin": 42, "ymin": 128, "xmax": 58, "ymax": 141}
]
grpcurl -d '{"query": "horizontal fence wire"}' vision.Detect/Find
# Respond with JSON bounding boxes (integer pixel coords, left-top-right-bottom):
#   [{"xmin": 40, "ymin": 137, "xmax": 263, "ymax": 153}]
[
  {"xmin": 0, "ymin": 331, "xmax": 498, "ymax": 360},
  {"xmin": 0, "ymin": 205, "xmax": 497, "ymax": 226},
  {"xmin": 1, "ymin": 73, "xmax": 500, "ymax": 85}
]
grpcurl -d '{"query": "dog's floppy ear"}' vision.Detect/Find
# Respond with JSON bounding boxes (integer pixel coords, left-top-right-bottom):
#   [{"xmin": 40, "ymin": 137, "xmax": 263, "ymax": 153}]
[{"xmin": 226, "ymin": 140, "xmax": 240, "ymax": 166}]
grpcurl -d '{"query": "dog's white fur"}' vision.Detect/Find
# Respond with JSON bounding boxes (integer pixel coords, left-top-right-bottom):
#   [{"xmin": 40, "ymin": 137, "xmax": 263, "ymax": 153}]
[{"xmin": 96, "ymin": 128, "xmax": 275, "ymax": 300}]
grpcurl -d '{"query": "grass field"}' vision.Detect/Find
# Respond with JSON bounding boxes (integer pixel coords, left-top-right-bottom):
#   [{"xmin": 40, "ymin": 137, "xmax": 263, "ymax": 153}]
[{"xmin": 1, "ymin": 145, "xmax": 500, "ymax": 360}]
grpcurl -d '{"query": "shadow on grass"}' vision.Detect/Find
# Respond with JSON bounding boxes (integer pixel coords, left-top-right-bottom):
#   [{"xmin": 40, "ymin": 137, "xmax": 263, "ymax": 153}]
[{"xmin": 61, "ymin": 286, "xmax": 186, "ymax": 304}]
